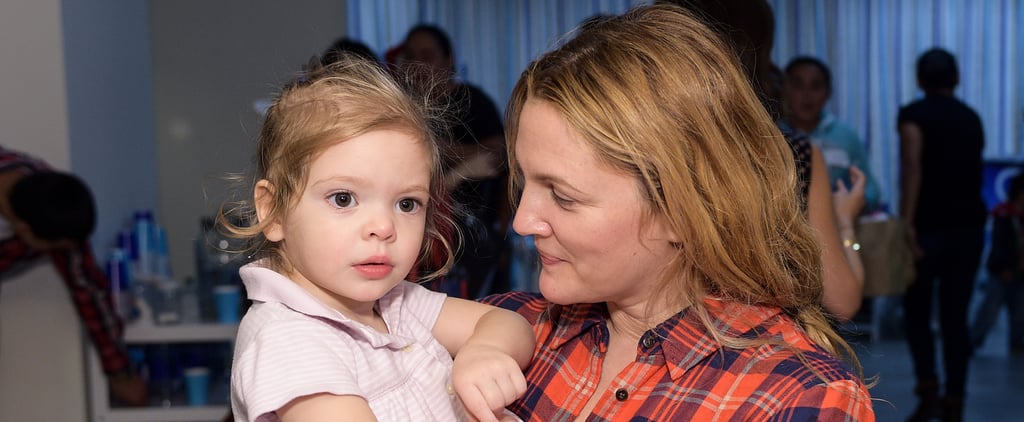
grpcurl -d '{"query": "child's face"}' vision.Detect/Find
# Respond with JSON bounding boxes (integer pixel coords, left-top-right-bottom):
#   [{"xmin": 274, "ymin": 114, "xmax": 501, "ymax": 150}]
[{"xmin": 267, "ymin": 129, "xmax": 431, "ymax": 315}]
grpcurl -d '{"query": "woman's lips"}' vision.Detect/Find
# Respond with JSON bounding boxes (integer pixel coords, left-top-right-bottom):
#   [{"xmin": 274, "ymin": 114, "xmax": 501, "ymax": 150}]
[{"xmin": 537, "ymin": 250, "xmax": 563, "ymax": 266}]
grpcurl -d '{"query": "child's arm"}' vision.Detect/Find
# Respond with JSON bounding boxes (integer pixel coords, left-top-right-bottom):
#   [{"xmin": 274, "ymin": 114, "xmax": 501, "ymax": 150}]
[
  {"xmin": 278, "ymin": 393, "xmax": 378, "ymax": 422},
  {"xmin": 434, "ymin": 297, "xmax": 535, "ymax": 422}
]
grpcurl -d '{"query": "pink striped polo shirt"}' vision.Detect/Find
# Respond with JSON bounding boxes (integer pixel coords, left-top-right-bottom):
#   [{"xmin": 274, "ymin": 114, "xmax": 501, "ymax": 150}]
[{"xmin": 230, "ymin": 263, "xmax": 468, "ymax": 421}]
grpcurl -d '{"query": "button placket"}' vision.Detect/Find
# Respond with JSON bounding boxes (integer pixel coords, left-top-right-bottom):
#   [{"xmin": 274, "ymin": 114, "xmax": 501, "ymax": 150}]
[
  {"xmin": 641, "ymin": 335, "xmax": 656, "ymax": 349},
  {"xmin": 614, "ymin": 388, "xmax": 629, "ymax": 401}
]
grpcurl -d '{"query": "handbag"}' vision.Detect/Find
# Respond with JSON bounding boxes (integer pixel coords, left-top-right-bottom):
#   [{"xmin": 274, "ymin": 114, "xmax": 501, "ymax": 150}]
[{"xmin": 856, "ymin": 217, "xmax": 916, "ymax": 297}]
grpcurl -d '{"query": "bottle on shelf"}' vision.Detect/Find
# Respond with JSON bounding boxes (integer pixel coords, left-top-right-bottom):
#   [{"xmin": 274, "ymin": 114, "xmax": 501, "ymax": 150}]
[
  {"xmin": 194, "ymin": 216, "xmax": 248, "ymax": 323},
  {"xmin": 133, "ymin": 210, "xmax": 154, "ymax": 280},
  {"xmin": 106, "ymin": 248, "xmax": 136, "ymax": 322}
]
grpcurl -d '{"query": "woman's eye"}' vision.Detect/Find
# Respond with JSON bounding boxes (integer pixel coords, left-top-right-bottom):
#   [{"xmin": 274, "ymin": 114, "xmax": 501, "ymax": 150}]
[
  {"xmin": 551, "ymin": 190, "xmax": 574, "ymax": 206},
  {"xmin": 397, "ymin": 198, "xmax": 421, "ymax": 213},
  {"xmin": 330, "ymin": 192, "xmax": 355, "ymax": 208}
]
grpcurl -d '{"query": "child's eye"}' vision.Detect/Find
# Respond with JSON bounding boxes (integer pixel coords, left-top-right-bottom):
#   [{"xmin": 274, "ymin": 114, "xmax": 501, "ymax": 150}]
[
  {"xmin": 397, "ymin": 198, "xmax": 422, "ymax": 213},
  {"xmin": 330, "ymin": 192, "xmax": 356, "ymax": 208}
]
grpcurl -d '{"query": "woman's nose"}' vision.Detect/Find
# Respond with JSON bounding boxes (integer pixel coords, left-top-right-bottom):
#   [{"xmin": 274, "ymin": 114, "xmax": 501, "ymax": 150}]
[{"xmin": 512, "ymin": 190, "xmax": 551, "ymax": 238}]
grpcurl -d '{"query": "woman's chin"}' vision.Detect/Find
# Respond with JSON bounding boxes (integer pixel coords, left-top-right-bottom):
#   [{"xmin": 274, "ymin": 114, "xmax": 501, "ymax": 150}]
[{"xmin": 538, "ymin": 273, "xmax": 583, "ymax": 305}]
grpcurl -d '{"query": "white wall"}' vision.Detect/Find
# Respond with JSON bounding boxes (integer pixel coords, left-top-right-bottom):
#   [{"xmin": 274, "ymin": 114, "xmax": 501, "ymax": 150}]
[
  {"xmin": 0, "ymin": 0, "xmax": 84, "ymax": 420},
  {"xmin": 0, "ymin": 0, "xmax": 70, "ymax": 165},
  {"xmin": 150, "ymin": 0, "xmax": 348, "ymax": 281},
  {"xmin": 64, "ymin": 0, "xmax": 159, "ymax": 257}
]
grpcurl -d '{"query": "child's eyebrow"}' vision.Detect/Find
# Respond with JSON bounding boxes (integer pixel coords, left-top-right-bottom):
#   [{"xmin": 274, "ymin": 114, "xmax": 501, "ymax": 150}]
[{"xmin": 311, "ymin": 175, "xmax": 430, "ymax": 196}]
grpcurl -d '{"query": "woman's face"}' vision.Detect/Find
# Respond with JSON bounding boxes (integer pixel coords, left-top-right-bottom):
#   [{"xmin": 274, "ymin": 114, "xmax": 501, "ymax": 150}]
[
  {"xmin": 512, "ymin": 99, "xmax": 679, "ymax": 307},
  {"xmin": 783, "ymin": 63, "xmax": 830, "ymax": 127}
]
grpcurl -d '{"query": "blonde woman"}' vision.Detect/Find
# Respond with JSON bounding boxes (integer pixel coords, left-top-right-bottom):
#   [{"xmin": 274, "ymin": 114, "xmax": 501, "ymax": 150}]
[{"xmin": 483, "ymin": 5, "xmax": 873, "ymax": 420}]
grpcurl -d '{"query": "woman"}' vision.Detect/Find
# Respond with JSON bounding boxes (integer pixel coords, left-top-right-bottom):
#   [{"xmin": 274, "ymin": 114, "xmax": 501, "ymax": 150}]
[
  {"xmin": 484, "ymin": 5, "xmax": 873, "ymax": 420},
  {"xmin": 780, "ymin": 56, "xmax": 882, "ymax": 212}
]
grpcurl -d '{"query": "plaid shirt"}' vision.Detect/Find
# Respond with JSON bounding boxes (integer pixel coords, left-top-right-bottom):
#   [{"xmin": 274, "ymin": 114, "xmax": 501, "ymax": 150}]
[
  {"xmin": 483, "ymin": 292, "xmax": 874, "ymax": 421},
  {"xmin": 0, "ymin": 146, "xmax": 129, "ymax": 375}
]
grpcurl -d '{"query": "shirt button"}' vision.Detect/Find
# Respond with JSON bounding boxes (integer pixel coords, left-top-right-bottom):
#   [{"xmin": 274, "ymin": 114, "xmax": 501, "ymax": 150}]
[
  {"xmin": 641, "ymin": 335, "xmax": 657, "ymax": 349},
  {"xmin": 615, "ymin": 388, "xmax": 629, "ymax": 401}
]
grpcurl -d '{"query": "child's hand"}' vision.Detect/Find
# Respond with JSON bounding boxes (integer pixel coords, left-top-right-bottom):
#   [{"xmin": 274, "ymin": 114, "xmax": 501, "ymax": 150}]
[{"xmin": 452, "ymin": 343, "xmax": 528, "ymax": 422}]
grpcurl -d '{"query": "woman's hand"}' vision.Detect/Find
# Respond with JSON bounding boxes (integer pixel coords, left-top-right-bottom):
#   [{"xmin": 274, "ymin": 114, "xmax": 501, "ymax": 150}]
[
  {"xmin": 452, "ymin": 343, "xmax": 528, "ymax": 422},
  {"xmin": 832, "ymin": 165, "xmax": 867, "ymax": 227}
]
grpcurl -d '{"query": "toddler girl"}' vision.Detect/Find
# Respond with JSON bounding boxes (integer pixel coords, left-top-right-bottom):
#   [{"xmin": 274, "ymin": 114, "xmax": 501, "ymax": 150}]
[{"xmin": 226, "ymin": 55, "xmax": 533, "ymax": 422}]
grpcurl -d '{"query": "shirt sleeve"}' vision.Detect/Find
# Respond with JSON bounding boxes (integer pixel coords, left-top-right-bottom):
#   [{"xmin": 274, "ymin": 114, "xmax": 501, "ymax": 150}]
[
  {"xmin": 0, "ymin": 235, "xmax": 37, "ymax": 278},
  {"xmin": 480, "ymin": 291, "xmax": 549, "ymax": 324},
  {"xmin": 897, "ymin": 104, "xmax": 918, "ymax": 126},
  {"xmin": 767, "ymin": 379, "xmax": 875, "ymax": 421},
  {"xmin": 49, "ymin": 241, "xmax": 130, "ymax": 375},
  {"xmin": 233, "ymin": 319, "xmax": 362, "ymax": 421},
  {"xmin": 398, "ymin": 281, "xmax": 447, "ymax": 331}
]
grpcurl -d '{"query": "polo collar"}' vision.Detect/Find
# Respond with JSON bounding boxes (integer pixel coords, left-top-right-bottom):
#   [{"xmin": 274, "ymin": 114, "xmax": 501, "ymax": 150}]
[{"xmin": 239, "ymin": 261, "xmax": 414, "ymax": 349}]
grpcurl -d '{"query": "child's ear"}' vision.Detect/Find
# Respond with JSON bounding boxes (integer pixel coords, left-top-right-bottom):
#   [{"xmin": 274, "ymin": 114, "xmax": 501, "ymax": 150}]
[{"xmin": 254, "ymin": 180, "xmax": 284, "ymax": 242}]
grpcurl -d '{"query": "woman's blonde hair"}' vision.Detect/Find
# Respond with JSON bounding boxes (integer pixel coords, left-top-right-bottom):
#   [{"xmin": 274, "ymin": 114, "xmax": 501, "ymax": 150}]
[
  {"xmin": 220, "ymin": 54, "xmax": 458, "ymax": 281},
  {"xmin": 506, "ymin": 5, "xmax": 857, "ymax": 370}
]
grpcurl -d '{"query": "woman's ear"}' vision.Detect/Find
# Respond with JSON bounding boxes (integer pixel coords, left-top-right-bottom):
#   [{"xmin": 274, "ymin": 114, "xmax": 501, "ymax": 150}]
[
  {"xmin": 646, "ymin": 213, "xmax": 681, "ymax": 245},
  {"xmin": 254, "ymin": 180, "xmax": 284, "ymax": 242}
]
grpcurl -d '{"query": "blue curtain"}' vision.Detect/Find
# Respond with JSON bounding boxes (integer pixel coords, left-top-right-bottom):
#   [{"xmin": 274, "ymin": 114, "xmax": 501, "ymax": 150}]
[
  {"xmin": 770, "ymin": 0, "xmax": 1023, "ymax": 211},
  {"xmin": 349, "ymin": 0, "xmax": 1023, "ymax": 212},
  {"xmin": 346, "ymin": 0, "xmax": 639, "ymax": 114}
]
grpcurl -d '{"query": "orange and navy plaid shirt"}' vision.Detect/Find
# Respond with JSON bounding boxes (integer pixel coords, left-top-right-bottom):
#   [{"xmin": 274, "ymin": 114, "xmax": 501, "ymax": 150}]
[{"xmin": 483, "ymin": 292, "xmax": 874, "ymax": 421}]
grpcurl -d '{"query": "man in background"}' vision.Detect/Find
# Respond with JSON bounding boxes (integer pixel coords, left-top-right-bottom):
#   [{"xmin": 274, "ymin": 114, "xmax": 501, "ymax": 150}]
[{"xmin": 0, "ymin": 145, "xmax": 146, "ymax": 406}]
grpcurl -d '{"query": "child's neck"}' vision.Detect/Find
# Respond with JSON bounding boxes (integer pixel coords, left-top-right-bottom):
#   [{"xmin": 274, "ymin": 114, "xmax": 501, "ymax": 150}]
[{"xmin": 344, "ymin": 303, "xmax": 389, "ymax": 334}]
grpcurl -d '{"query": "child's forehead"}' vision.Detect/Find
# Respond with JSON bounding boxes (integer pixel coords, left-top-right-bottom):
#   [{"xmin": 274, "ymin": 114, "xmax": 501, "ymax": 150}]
[{"xmin": 307, "ymin": 130, "xmax": 432, "ymax": 178}]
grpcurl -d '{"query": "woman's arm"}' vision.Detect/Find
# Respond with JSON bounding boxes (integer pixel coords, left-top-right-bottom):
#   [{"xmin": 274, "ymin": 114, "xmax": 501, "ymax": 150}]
[
  {"xmin": 833, "ymin": 164, "xmax": 867, "ymax": 284},
  {"xmin": 807, "ymin": 146, "xmax": 864, "ymax": 321},
  {"xmin": 434, "ymin": 297, "xmax": 535, "ymax": 421}
]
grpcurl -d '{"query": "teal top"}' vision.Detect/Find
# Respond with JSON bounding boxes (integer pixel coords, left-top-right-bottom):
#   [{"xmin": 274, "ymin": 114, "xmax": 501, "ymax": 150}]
[{"xmin": 779, "ymin": 112, "xmax": 882, "ymax": 211}]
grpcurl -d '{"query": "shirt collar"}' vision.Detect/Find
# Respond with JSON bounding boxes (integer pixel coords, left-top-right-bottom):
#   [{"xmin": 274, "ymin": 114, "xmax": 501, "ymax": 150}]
[
  {"xmin": 779, "ymin": 111, "xmax": 837, "ymax": 139},
  {"xmin": 545, "ymin": 302, "xmax": 609, "ymax": 350},
  {"xmin": 543, "ymin": 298, "xmax": 786, "ymax": 380},
  {"xmin": 662, "ymin": 299, "xmax": 784, "ymax": 379},
  {"xmin": 239, "ymin": 261, "xmax": 414, "ymax": 348},
  {"xmin": 817, "ymin": 111, "xmax": 837, "ymax": 132}
]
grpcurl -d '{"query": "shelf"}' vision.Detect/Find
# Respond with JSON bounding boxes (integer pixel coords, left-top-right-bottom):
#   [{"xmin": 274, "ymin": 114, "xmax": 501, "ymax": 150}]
[
  {"xmin": 124, "ymin": 323, "xmax": 238, "ymax": 343},
  {"xmin": 90, "ymin": 323, "xmax": 238, "ymax": 421},
  {"xmin": 102, "ymin": 405, "xmax": 228, "ymax": 422}
]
